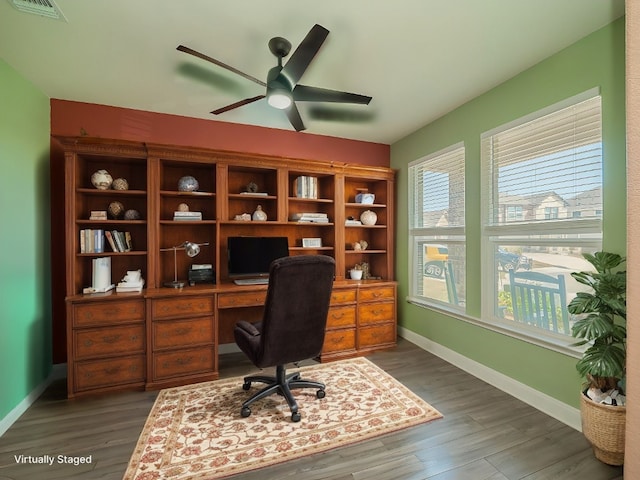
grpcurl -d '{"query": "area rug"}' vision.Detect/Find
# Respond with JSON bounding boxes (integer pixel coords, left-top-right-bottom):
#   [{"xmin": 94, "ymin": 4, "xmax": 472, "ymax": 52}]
[{"xmin": 123, "ymin": 357, "xmax": 442, "ymax": 480}]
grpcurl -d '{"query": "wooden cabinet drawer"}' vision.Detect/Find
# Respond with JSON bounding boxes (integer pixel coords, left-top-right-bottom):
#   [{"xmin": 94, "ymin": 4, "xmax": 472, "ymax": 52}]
[
  {"xmin": 322, "ymin": 328, "xmax": 356, "ymax": 353},
  {"xmin": 359, "ymin": 324, "xmax": 396, "ymax": 348},
  {"xmin": 153, "ymin": 296, "xmax": 214, "ymax": 319},
  {"xmin": 74, "ymin": 325, "xmax": 145, "ymax": 360},
  {"xmin": 153, "ymin": 347, "xmax": 215, "ymax": 380},
  {"xmin": 153, "ymin": 316, "xmax": 215, "ymax": 349},
  {"xmin": 330, "ymin": 288, "xmax": 357, "ymax": 305},
  {"xmin": 358, "ymin": 286, "xmax": 395, "ymax": 303},
  {"xmin": 217, "ymin": 291, "xmax": 267, "ymax": 308},
  {"xmin": 358, "ymin": 301, "xmax": 395, "ymax": 325},
  {"xmin": 326, "ymin": 306, "xmax": 356, "ymax": 328},
  {"xmin": 73, "ymin": 300, "xmax": 144, "ymax": 327},
  {"xmin": 74, "ymin": 355, "xmax": 145, "ymax": 392}
]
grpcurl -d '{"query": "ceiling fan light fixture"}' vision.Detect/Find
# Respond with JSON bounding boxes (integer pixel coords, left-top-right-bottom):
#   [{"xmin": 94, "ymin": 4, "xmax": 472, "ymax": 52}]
[{"xmin": 267, "ymin": 90, "xmax": 292, "ymax": 110}]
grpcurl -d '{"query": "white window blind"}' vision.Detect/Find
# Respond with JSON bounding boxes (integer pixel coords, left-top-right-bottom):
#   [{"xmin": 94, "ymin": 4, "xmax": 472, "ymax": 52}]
[
  {"xmin": 408, "ymin": 144, "xmax": 465, "ymax": 310},
  {"xmin": 483, "ymin": 94, "xmax": 602, "ymax": 228},
  {"xmin": 410, "ymin": 144, "xmax": 465, "ymax": 230}
]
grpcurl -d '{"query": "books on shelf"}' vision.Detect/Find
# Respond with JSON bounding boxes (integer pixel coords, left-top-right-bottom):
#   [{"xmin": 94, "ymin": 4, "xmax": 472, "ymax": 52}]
[
  {"xmin": 290, "ymin": 212, "xmax": 329, "ymax": 223},
  {"xmin": 294, "ymin": 176, "xmax": 318, "ymax": 199},
  {"xmin": 345, "ymin": 219, "xmax": 363, "ymax": 226},
  {"xmin": 173, "ymin": 211, "xmax": 202, "ymax": 221},
  {"xmin": 80, "ymin": 229, "xmax": 105, "ymax": 253},
  {"xmin": 105, "ymin": 230, "xmax": 132, "ymax": 252}
]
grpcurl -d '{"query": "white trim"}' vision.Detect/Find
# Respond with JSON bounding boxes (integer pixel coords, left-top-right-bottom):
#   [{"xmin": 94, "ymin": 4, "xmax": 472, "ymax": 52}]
[
  {"xmin": 0, "ymin": 364, "xmax": 67, "ymax": 437},
  {"xmin": 398, "ymin": 327, "xmax": 582, "ymax": 431}
]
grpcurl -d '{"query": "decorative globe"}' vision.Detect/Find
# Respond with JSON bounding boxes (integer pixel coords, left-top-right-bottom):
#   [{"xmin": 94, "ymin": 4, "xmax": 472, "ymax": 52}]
[
  {"xmin": 178, "ymin": 176, "xmax": 199, "ymax": 192},
  {"xmin": 108, "ymin": 201, "xmax": 125, "ymax": 219},
  {"xmin": 112, "ymin": 178, "xmax": 129, "ymax": 190},
  {"xmin": 91, "ymin": 169, "xmax": 113, "ymax": 190},
  {"xmin": 177, "ymin": 203, "xmax": 190, "ymax": 212},
  {"xmin": 124, "ymin": 209, "xmax": 141, "ymax": 220}
]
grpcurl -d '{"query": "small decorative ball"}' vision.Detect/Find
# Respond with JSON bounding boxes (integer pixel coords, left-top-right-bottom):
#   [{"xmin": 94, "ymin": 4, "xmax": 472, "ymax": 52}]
[
  {"xmin": 178, "ymin": 175, "xmax": 199, "ymax": 192},
  {"xmin": 124, "ymin": 209, "xmax": 141, "ymax": 220},
  {"xmin": 360, "ymin": 210, "xmax": 378, "ymax": 226},
  {"xmin": 91, "ymin": 169, "xmax": 113, "ymax": 190},
  {"xmin": 177, "ymin": 203, "xmax": 190, "ymax": 212},
  {"xmin": 246, "ymin": 181, "xmax": 259, "ymax": 193},
  {"xmin": 108, "ymin": 201, "xmax": 125, "ymax": 219},
  {"xmin": 112, "ymin": 178, "xmax": 129, "ymax": 190}
]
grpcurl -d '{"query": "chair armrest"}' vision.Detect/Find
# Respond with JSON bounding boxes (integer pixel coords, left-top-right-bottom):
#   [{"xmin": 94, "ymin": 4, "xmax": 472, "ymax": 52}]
[{"xmin": 236, "ymin": 321, "xmax": 261, "ymax": 337}]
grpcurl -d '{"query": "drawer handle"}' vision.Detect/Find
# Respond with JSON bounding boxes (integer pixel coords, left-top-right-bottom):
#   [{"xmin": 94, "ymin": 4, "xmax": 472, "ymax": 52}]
[
  {"xmin": 175, "ymin": 356, "xmax": 193, "ymax": 366},
  {"xmin": 371, "ymin": 309, "xmax": 385, "ymax": 316},
  {"xmin": 331, "ymin": 312, "xmax": 344, "ymax": 320},
  {"xmin": 372, "ymin": 292, "xmax": 383, "ymax": 298},
  {"xmin": 104, "ymin": 366, "xmax": 121, "ymax": 375},
  {"xmin": 175, "ymin": 327, "xmax": 190, "ymax": 335},
  {"xmin": 331, "ymin": 335, "xmax": 345, "ymax": 344}
]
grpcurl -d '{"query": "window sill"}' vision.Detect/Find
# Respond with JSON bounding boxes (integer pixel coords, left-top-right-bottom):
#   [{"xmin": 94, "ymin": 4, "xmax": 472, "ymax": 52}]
[{"xmin": 406, "ymin": 296, "xmax": 583, "ymax": 359}]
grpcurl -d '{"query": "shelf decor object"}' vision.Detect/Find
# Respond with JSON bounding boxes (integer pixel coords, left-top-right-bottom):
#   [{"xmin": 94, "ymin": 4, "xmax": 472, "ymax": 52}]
[
  {"xmin": 161, "ymin": 241, "xmax": 210, "ymax": 288},
  {"xmin": 360, "ymin": 210, "xmax": 377, "ymax": 225},
  {"xmin": 178, "ymin": 175, "xmax": 199, "ymax": 192},
  {"xmin": 91, "ymin": 169, "xmax": 113, "ymax": 190}
]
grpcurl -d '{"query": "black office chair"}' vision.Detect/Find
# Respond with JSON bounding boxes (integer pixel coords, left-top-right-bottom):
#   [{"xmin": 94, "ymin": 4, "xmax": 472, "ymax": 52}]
[{"xmin": 234, "ymin": 255, "xmax": 335, "ymax": 422}]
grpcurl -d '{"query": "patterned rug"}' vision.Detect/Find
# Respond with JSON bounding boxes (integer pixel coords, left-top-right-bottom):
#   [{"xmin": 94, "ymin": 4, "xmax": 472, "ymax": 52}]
[{"xmin": 124, "ymin": 357, "xmax": 442, "ymax": 479}]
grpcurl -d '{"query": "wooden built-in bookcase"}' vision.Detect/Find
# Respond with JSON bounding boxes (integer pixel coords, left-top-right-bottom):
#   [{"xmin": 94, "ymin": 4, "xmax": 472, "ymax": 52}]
[{"xmin": 58, "ymin": 136, "xmax": 396, "ymax": 397}]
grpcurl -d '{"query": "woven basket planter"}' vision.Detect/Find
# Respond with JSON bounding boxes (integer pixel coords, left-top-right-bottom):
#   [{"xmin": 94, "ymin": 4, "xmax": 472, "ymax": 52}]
[{"xmin": 580, "ymin": 393, "xmax": 626, "ymax": 466}]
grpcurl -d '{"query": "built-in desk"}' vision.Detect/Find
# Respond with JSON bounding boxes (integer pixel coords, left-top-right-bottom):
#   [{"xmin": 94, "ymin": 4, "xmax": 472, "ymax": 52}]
[{"xmin": 65, "ymin": 280, "xmax": 396, "ymax": 397}]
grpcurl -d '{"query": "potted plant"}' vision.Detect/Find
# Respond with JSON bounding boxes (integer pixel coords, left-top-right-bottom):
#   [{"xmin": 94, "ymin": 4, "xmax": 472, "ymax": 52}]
[{"xmin": 567, "ymin": 251, "xmax": 626, "ymax": 466}]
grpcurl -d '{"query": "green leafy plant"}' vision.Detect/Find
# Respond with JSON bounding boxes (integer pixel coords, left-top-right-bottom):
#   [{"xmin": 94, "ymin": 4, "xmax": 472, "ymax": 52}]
[{"xmin": 568, "ymin": 251, "xmax": 626, "ymax": 395}]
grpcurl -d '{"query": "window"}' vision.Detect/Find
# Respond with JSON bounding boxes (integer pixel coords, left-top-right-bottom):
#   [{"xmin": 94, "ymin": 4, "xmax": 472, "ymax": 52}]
[
  {"xmin": 481, "ymin": 90, "xmax": 603, "ymax": 340},
  {"xmin": 408, "ymin": 143, "xmax": 465, "ymax": 310}
]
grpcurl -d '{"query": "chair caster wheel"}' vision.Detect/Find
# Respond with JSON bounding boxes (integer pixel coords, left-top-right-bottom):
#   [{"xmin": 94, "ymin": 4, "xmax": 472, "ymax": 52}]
[
  {"xmin": 291, "ymin": 412, "xmax": 301, "ymax": 422},
  {"xmin": 241, "ymin": 406, "xmax": 251, "ymax": 418},
  {"xmin": 242, "ymin": 382, "xmax": 251, "ymax": 391},
  {"xmin": 316, "ymin": 389, "xmax": 326, "ymax": 399}
]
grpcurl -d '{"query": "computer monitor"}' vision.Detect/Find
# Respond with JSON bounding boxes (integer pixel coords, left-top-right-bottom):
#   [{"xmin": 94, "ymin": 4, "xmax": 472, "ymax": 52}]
[{"xmin": 227, "ymin": 236, "xmax": 289, "ymax": 279}]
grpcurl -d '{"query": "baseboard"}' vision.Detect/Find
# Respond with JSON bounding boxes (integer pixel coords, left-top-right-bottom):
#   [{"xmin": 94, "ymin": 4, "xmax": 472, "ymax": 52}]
[
  {"xmin": 398, "ymin": 327, "xmax": 581, "ymax": 431},
  {"xmin": 0, "ymin": 363, "xmax": 67, "ymax": 438}
]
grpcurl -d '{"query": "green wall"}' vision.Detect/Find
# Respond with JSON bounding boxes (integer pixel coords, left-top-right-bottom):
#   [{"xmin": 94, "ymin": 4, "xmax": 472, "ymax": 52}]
[
  {"xmin": 0, "ymin": 59, "xmax": 52, "ymax": 420},
  {"xmin": 391, "ymin": 18, "xmax": 626, "ymax": 408}
]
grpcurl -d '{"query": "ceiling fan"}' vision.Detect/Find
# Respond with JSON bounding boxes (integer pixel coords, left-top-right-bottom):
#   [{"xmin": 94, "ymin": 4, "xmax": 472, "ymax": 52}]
[{"xmin": 177, "ymin": 24, "xmax": 372, "ymax": 132}]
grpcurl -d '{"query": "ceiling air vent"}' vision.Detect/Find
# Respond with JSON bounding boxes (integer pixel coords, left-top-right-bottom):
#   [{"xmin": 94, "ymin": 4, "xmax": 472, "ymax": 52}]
[{"xmin": 8, "ymin": 0, "xmax": 67, "ymax": 21}]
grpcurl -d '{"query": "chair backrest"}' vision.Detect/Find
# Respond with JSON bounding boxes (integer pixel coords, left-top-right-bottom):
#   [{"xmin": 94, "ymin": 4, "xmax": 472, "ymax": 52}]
[
  {"xmin": 258, "ymin": 255, "xmax": 335, "ymax": 367},
  {"xmin": 508, "ymin": 269, "xmax": 569, "ymax": 334}
]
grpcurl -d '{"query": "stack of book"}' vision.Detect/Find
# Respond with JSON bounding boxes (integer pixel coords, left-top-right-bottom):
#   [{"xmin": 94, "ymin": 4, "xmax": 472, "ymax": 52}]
[
  {"xmin": 105, "ymin": 230, "xmax": 132, "ymax": 252},
  {"xmin": 290, "ymin": 212, "xmax": 329, "ymax": 223},
  {"xmin": 116, "ymin": 270, "xmax": 145, "ymax": 293},
  {"xmin": 173, "ymin": 211, "xmax": 202, "ymax": 221},
  {"xmin": 89, "ymin": 210, "xmax": 107, "ymax": 221},
  {"xmin": 293, "ymin": 176, "xmax": 318, "ymax": 199}
]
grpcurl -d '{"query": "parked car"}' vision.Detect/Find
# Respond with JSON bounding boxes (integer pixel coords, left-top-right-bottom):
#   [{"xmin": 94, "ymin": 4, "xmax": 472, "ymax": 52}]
[
  {"xmin": 497, "ymin": 248, "xmax": 532, "ymax": 272},
  {"xmin": 423, "ymin": 245, "xmax": 531, "ymax": 277}
]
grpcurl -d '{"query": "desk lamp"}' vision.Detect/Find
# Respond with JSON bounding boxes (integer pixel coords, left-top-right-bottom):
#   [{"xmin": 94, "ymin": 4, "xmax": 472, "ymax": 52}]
[{"xmin": 162, "ymin": 241, "xmax": 209, "ymax": 288}]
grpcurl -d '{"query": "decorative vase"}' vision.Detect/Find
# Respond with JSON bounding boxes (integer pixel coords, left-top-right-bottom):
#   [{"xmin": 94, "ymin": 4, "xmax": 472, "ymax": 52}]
[
  {"xmin": 252, "ymin": 205, "xmax": 267, "ymax": 221},
  {"xmin": 178, "ymin": 175, "xmax": 199, "ymax": 192},
  {"xmin": 360, "ymin": 210, "xmax": 377, "ymax": 226},
  {"xmin": 91, "ymin": 169, "xmax": 113, "ymax": 190}
]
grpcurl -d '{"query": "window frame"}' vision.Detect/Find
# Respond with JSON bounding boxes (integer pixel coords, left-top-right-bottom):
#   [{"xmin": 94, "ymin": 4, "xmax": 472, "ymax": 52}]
[
  {"xmin": 480, "ymin": 89, "xmax": 603, "ymax": 345},
  {"xmin": 407, "ymin": 142, "xmax": 465, "ymax": 312}
]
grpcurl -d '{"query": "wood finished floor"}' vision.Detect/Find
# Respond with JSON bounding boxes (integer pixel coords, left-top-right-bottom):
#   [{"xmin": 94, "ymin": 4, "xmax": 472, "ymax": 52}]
[{"xmin": 0, "ymin": 338, "xmax": 624, "ymax": 480}]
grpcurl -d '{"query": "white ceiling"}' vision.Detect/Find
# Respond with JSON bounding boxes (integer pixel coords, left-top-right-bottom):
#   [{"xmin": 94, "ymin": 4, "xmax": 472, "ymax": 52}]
[{"xmin": 0, "ymin": 0, "xmax": 625, "ymax": 144}]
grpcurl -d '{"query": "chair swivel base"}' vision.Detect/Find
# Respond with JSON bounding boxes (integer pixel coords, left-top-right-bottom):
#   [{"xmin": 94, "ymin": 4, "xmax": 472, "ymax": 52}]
[{"xmin": 240, "ymin": 364, "xmax": 325, "ymax": 422}]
